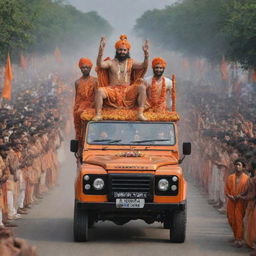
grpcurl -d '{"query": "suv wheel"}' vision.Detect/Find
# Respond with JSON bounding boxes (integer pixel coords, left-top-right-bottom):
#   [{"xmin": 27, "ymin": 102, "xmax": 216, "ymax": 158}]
[
  {"xmin": 73, "ymin": 202, "xmax": 88, "ymax": 242},
  {"xmin": 169, "ymin": 208, "xmax": 186, "ymax": 243},
  {"xmin": 163, "ymin": 219, "xmax": 170, "ymax": 229},
  {"xmin": 88, "ymin": 214, "xmax": 95, "ymax": 228}
]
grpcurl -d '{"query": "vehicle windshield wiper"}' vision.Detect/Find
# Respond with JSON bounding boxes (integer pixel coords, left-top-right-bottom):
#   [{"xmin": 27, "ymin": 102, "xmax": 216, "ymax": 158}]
[
  {"xmin": 92, "ymin": 139, "xmax": 122, "ymax": 144},
  {"xmin": 130, "ymin": 139, "xmax": 171, "ymax": 144},
  {"xmin": 108, "ymin": 139, "xmax": 122, "ymax": 144}
]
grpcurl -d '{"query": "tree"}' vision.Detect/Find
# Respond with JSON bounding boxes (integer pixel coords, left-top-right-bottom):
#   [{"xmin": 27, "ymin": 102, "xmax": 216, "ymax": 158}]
[
  {"xmin": 0, "ymin": 0, "xmax": 33, "ymax": 63},
  {"xmin": 224, "ymin": 0, "xmax": 256, "ymax": 69},
  {"xmin": 0, "ymin": 0, "xmax": 112, "ymax": 63},
  {"xmin": 135, "ymin": 0, "xmax": 256, "ymax": 69}
]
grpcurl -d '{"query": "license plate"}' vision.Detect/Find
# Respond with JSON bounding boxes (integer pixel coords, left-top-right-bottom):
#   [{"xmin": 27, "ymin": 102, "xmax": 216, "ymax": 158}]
[
  {"xmin": 113, "ymin": 192, "xmax": 148, "ymax": 198},
  {"xmin": 116, "ymin": 198, "xmax": 145, "ymax": 208}
]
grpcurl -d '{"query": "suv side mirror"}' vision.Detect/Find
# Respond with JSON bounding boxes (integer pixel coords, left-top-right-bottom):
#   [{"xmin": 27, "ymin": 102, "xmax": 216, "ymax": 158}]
[
  {"xmin": 183, "ymin": 142, "xmax": 191, "ymax": 155},
  {"xmin": 70, "ymin": 140, "xmax": 79, "ymax": 153}
]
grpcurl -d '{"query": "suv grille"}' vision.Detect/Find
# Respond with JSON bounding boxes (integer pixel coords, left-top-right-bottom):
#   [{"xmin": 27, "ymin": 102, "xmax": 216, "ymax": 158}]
[{"xmin": 108, "ymin": 174, "xmax": 153, "ymax": 202}]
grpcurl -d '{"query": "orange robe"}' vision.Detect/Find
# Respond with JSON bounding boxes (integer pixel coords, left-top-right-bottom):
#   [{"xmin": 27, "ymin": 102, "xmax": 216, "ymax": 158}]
[
  {"xmin": 45, "ymin": 150, "xmax": 54, "ymax": 188},
  {"xmin": 225, "ymin": 172, "xmax": 249, "ymax": 240},
  {"xmin": 73, "ymin": 76, "xmax": 97, "ymax": 140},
  {"xmin": 240, "ymin": 177, "xmax": 256, "ymax": 248},
  {"xmin": 0, "ymin": 156, "xmax": 5, "ymax": 210},
  {"xmin": 96, "ymin": 58, "xmax": 147, "ymax": 109},
  {"xmin": 147, "ymin": 77, "xmax": 168, "ymax": 111},
  {"xmin": 103, "ymin": 82, "xmax": 143, "ymax": 109}
]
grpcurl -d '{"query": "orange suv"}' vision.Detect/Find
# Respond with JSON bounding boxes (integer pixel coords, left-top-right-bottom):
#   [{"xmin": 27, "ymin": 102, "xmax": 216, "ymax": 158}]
[{"xmin": 71, "ymin": 120, "xmax": 191, "ymax": 243}]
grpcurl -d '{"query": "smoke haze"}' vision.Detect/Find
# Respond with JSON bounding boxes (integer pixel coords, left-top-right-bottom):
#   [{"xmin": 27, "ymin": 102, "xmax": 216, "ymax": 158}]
[{"xmin": 69, "ymin": 0, "xmax": 176, "ymax": 32}]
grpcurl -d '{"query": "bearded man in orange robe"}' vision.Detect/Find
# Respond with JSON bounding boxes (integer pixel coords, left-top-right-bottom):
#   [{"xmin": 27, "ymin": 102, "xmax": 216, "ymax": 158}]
[
  {"xmin": 145, "ymin": 57, "xmax": 173, "ymax": 111},
  {"xmin": 93, "ymin": 35, "xmax": 149, "ymax": 121},
  {"xmin": 74, "ymin": 58, "xmax": 98, "ymax": 140},
  {"xmin": 225, "ymin": 158, "xmax": 249, "ymax": 247}
]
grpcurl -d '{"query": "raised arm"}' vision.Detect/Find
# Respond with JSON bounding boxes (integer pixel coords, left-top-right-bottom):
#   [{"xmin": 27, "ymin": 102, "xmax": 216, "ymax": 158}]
[
  {"xmin": 132, "ymin": 40, "xmax": 149, "ymax": 70},
  {"xmin": 97, "ymin": 37, "xmax": 111, "ymax": 69}
]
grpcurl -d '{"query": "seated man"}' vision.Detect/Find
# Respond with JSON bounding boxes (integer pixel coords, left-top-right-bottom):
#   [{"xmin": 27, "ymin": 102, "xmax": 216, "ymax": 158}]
[
  {"xmin": 93, "ymin": 34, "xmax": 149, "ymax": 121},
  {"xmin": 73, "ymin": 58, "xmax": 98, "ymax": 140},
  {"xmin": 145, "ymin": 57, "xmax": 173, "ymax": 111}
]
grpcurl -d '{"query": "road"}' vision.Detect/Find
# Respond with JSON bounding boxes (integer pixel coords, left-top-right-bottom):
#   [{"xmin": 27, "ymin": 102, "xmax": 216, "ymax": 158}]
[{"xmin": 15, "ymin": 151, "xmax": 251, "ymax": 256}]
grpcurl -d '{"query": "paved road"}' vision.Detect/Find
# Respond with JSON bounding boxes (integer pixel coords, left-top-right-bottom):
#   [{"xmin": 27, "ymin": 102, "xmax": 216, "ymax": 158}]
[{"xmin": 15, "ymin": 153, "xmax": 251, "ymax": 256}]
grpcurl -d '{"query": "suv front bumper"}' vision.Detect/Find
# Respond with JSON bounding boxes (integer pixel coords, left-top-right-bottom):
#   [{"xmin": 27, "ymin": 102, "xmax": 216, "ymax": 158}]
[{"xmin": 76, "ymin": 201, "xmax": 186, "ymax": 211}]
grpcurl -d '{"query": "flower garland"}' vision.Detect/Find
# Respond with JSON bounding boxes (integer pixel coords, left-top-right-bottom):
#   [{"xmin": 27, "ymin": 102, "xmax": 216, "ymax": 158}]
[
  {"xmin": 78, "ymin": 77, "xmax": 94, "ymax": 98},
  {"xmin": 80, "ymin": 108, "xmax": 180, "ymax": 121},
  {"xmin": 150, "ymin": 77, "xmax": 166, "ymax": 109},
  {"xmin": 116, "ymin": 151, "xmax": 144, "ymax": 157}
]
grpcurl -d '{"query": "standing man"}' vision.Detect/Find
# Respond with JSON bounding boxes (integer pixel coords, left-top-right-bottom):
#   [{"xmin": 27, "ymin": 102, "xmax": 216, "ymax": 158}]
[
  {"xmin": 73, "ymin": 58, "xmax": 98, "ymax": 140},
  {"xmin": 145, "ymin": 57, "xmax": 173, "ymax": 111},
  {"xmin": 237, "ymin": 159, "xmax": 256, "ymax": 249},
  {"xmin": 0, "ymin": 146, "xmax": 8, "ymax": 227},
  {"xmin": 225, "ymin": 158, "xmax": 249, "ymax": 247},
  {"xmin": 93, "ymin": 34, "xmax": 149, "ymax": 121}
]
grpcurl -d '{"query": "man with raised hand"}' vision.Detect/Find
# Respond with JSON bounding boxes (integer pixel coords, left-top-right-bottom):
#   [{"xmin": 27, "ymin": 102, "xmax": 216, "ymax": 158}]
[{"xmin": 93, "ymin": 34, "xmax": 149, "ymax": 121}]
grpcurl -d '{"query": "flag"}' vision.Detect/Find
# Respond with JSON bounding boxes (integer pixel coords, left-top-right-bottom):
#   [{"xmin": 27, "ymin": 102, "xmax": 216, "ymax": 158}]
[
  {"xmin": 220, "ymin": 56, "xmax": 228, "ymax": 81},
  {"xmin": 20, "ymin": 53, "xmax": 28, "ymax": 69},
  {"xmin": 54, "ymin": 47, "xmax": 62, "ymax": 63},
  {"xmin": 2, "ymin": 54, "xmax": 13, "ymax": 100}
]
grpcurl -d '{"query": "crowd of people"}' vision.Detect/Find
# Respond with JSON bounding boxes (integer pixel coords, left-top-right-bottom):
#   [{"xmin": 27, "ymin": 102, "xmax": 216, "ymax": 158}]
[
  {"xmin": 182, "ymin": 78, "xmax": 256, "ymax": 253},
  {"xmin": 0, "ymin": 39, "xmax": 255, "ymax": 254},
  {"xmin": 0, "ymin": 68, "xmax": 73, "ymax": 255}
]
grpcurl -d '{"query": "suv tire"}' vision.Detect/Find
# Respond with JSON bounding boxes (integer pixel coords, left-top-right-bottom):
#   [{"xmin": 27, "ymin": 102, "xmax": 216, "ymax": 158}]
[
  {"xmin": 73, "ymin": 202, "xmax": 88, "ymax": 242},
  {"xmin": 169, "ymin": 208, "xmax": 186, "ymax": 243}
]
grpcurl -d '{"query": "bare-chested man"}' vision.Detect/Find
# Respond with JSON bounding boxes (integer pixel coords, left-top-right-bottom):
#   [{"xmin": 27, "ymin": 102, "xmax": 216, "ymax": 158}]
[
  {"xmin": 93, "ymin": 34, "xmax": 149, "ymax": 121},
  {"xmin": 145, "ymin": 57, "xmax": 173, "ymax": 110}
]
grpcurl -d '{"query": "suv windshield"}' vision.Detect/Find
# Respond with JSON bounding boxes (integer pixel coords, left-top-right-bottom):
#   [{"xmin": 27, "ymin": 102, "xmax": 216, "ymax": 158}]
[{"xmin": 87, "ymin": 121, "xmax": 175, "ymax": 146}]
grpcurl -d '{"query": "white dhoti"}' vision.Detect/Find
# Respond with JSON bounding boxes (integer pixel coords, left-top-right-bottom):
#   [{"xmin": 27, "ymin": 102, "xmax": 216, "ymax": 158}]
[{"xmin": 7, "ymin": 190, "xmax": 17, "ymax": 217}]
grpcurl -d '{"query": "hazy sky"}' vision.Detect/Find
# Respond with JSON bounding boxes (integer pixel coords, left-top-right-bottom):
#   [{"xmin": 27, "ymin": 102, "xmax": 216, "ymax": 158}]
[{"xmin": 69, "ymin": 0, "xmax": 176, "ymax": 32}]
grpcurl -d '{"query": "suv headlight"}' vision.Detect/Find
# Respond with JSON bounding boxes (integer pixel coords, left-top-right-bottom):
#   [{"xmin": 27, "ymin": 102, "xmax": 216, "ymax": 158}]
[
  {"xmin": 155, "ymin": 175, "xmax": 179, "ymax": 196},
  {"xmin": 158, "ymin": 179, "xmax": 169, "ymax": 191},
  {"xmin": 93, "ymin": 178, "xmax": 105, "ymax": 190}
]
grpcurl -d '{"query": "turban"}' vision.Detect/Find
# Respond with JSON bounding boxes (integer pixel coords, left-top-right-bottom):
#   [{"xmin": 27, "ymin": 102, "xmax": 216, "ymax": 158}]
[
  {"xmin": 78, "ymin": 58, "xmax": 93, "ymax": 68},
  {"xmin": 115, "ymin": 34, "xmax": 131, "ymax": 50},
  {"xmin": 152, "ymin": 57, "xmax": 167, "ymax": 68}
]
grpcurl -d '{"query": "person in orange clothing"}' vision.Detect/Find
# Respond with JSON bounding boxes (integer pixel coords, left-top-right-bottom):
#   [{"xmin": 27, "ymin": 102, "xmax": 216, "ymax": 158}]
[
  {"xmin": 225, "ymin": 158, "xmax": 249, "ymax": 247},
  {"xmin": 93, "ymin": 35, "xmax": 149, "ymax": 121},
  {"xmin": 237, "ymin": 160, "xmax": 256, "ymax": 250},
  {"xmin": 0, "ymin": 149, "xmax": 8, "ymax": 227},
  {"xmin": 73, "ymin": 58, "xmax": 97, "ymax": 140},
  {"xmin": 145, "ymin": 57, "xmax": 173, "ymax": 111}
]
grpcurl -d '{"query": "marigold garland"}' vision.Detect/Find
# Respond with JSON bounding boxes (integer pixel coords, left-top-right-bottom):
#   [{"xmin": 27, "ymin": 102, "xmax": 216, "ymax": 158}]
[
  {"xmin": 116, "ymin": 151, "xmax": 144, "ymax": 157},
  {"xmin": 172, "ymin": 75, "xmax": 176, "ymax": 112},
  {"xmin": 78, "ymin": 77, "xmax": 95, "ymax": 98},
  {"xmin": 150, "ymin": 77, "xmax": 167, "ymax": 110},
  {"xmin": 80, "ymin": 108, "xmax": 179, "ymax": 122}
]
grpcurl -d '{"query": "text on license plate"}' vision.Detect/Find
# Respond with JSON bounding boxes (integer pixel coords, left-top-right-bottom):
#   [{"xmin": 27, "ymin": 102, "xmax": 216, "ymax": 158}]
[{"xmin": 116, "ymin": 198, "xmax": 145, "ymax": 208}]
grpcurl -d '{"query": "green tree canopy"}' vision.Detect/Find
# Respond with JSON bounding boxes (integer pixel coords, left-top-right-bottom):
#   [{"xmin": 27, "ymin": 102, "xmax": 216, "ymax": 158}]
[
  {"xmin": 223, "ymin": 0, "xmax": 256, "ymax": 69},
  {"xmin": 135, "ymin": 0, "xmax": 256, "ymax": 69},
  {"xmin": 0, "ymin": 0, "xmax": 112, "ymax": 63}
]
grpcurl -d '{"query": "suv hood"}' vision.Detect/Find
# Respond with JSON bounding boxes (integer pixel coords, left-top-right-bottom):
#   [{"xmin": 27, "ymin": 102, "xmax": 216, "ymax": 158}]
[{"xmin": 84, "ymin": 154, "xmax": 177, "ymax": 171}]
